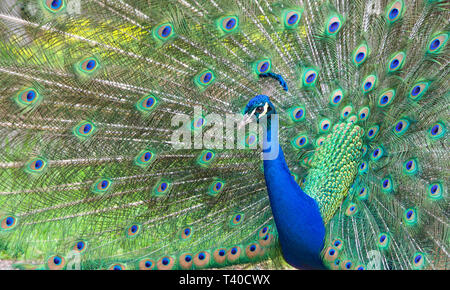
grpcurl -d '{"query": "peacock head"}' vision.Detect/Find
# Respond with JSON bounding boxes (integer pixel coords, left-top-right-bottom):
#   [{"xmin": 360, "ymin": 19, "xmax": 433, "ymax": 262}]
[{"xmin": 242, "ymin": 95, "xmax": 276, "ymax": 127}]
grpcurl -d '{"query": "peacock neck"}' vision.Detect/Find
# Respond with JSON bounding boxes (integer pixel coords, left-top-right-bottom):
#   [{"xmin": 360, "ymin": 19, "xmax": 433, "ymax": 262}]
[{"xmin": 261, "ymin": 120, "xmax": 326, "ymax": 269}]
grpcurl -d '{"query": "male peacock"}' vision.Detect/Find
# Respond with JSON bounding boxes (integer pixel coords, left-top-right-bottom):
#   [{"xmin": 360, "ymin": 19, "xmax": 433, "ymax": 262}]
[{"xmin": 0, "ymin": 0, "xmax": 448, "ymax": 270}]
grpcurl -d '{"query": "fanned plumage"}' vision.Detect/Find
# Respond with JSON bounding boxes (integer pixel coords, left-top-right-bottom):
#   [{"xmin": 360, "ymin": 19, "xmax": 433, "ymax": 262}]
[{"xmin": 0, "ymin": 0, "xmax": 448, "ymax": 270}]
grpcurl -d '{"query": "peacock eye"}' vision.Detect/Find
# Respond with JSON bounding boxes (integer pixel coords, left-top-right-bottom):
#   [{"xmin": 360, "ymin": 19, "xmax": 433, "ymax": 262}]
[{"xmin": 255, "ymin": 106, "xmax": 264, "ymax": 114}]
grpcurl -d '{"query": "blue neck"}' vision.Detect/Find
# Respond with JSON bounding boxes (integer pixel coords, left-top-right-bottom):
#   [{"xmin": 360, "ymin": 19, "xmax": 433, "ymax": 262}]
[{"xmin": 262, "ymin": 120, "xmax": 326, "ymax": 269}]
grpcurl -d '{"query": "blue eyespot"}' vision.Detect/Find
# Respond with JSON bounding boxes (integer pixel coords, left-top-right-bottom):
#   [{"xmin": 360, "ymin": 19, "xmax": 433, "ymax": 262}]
[
  {"xmin": 44, "ymin": 0, "xmax": 65, "ymax": 12},
  {"xmin": 428, "ymin": 33, "xmax": 448, "ymax": 53},
  {"xmin": 393, "ymin": 119, "xmax": 410, "ymax": 136},
  {"xmin": 231, "ymin": 247, "xmax": 237, "ymax": 255},
  {"xmin": 356, "ymin": 52, "xmax": 365, "ymax": 62},
  {"xmin": 219, "ymin": 250, "xmax": 226, "ymax": 256},
  {"xmin": 219, "ymin": 16, "xmax": 239, "ymax": 33},
  {"xmin": 389, "ymin": 9, "xmax": 398, "ymax": 20},
  {"xmin": 306, "ymin": 73, "xmax": 316, "ymax": 83},
  {"xmin": 428, "ymin": 122, "xmax": 445, "ymax": 139},
  {"xmin": 390, "ymin": 59, "xmax": 399, "ymax": 69},
  {"xmin": 329, "ymin": 22, "xmax": 339, "ymax": 32},
  {"xmin": 154, "ymin": 23, "xmax": 175, "ymax": 41},
  {"xmin": 77, "ymin": 242, "xmax": 84, "ymax": 250},
  {"xmin": 288, "ymin": 14, "xmax": 298, "ymax": 25},
  {"xmin": 1, "ymin": 216, "xmax": 17, "ymax": 230},
  {"xmin": 284, "ymin": 10, "xmax": 302, "ymax": 28}
]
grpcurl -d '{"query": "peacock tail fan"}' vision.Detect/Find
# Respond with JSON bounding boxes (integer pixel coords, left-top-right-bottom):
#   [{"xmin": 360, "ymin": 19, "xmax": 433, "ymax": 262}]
[{"xmin": 0, "ymin": 0, "xmax": 448, "ymax": 270}]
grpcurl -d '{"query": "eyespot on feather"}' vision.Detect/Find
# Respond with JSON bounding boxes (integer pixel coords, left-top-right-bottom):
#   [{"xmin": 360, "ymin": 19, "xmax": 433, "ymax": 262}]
[
  {"xmin": 254, "ymin": 59, "xmax": 272, "ymax": 75},
  {"xmin": 404, "ymin": 208, "xmax": 418, "ymax": 225},
  {"xmin": 157, "ymin": 256, "xmax": 175, "ymax": 270},
  {"xmin": 179, "ymin": 253, "xmax": 194, "ymax": 269},
  {"xmin": 213, "ymin": 248, "xmax": 227, "ymax": 264},
  {"xmin": 226, "ymin": 246, "xmax": 242, "ymax": 263},
  {"xmin": 1, "ymin": 216, "xmax": 18, "ymax": 231},
  {"xmin": 47, "ymin": 255, "xmax": 66, "ymax": 270},
  {"xmin": 15, "ymin": 88, "xmax": 42, "ymax": 108},
  {"xmin": 180, "ymin": 226, "xmax": 193, "ymax": 240},
  {"xmin": 367, "ymin": 125, "xmax": 380, "ymax": 140},
  {"xmin": 412, "ymin": 252, "xmax": 426, "ymax": 269},
  {"xmin": 385, "ymin": 0, "xmax": 404, "ymax": 24},
  {"xmin": 218, "ymin": 15, "xmax": 239, "ymax": 33},
  {"xmin": 259, "ymin": 233, "xmax": 275, "ymax": 247},
  {"xmin": 403, "ymin": 158, "xmax": 418, "ymax": 175},
  {"xmin": 193, "ymin": 251, "xmax": 211, "ymax": 268},
  {"xmin": 134, "ymin": 150, "xmax": 155, "ymax": 168},
  {"xmin": 292, "ymin": 134, "xmax": 309, "ymax": 149},
  {"xmin": 370, "ymin": 146, "xmax": 384, "ymax": 162},
  {"xmin": 341, "ymin": 260, "xmax": 354, "ymax": 270},
  {"xmin": 427, "ymin": 182, "xmax": 443, "ymax": 200},
  {"xmin": 323, "ymin": 246, "xmax": 338, "ymax": 263},
  {"xmin": 393, "ymin": 119, "xmax": 410, "ymax": 136},
  {"xmin": 197, "ymin": 150, "xmax": 215, "ymax": 167},
  {"xmin": 136, "ymin": 94, "xmax": 158, "ymax": 113},
  {"xmin": 126, "ymin": 224, "xmax": 141, "ymax": 238},
  {"xmin": 42, "ymin": 0, "xmax": 66, "ymax": 13},
  {"xmin": 153, "ymin": 180, "xmax": 171, "ymax": 197},
  {"xmin": 357, "ymin": 186, "xmax": 369, "ymax": 200},
  {"xmin": 378, "ymin": 89, "xmax": 396, "ymax": 107},
  {"xmin": 332, "ymin": 238, "xmax": 343, "ymax": 250},
  {"xmin": 208, "ymin": 179, "xmax": 225, "ymax": 196},
  {"xmin": 387, "ymin": 51, "xmax": 406, "ymax": 73},
  {"xmin": 345, "ymin": 203, "xmax": 358, "ymax": 217},
  {"xmin": 289, "ymin": 106, "xmax": 306, "ymax": 122},
  {"xmin": 330, "ymin": 89, "xmax": 344, "ymax": 106},
  {"xmin": 428, "ymin": 122, "xmax": 446, "ymax": 140},
  {"xmin": 108, "ymin": 263, "xmax": 126, "ymax": 270},
  {"xmin": 362, "ymin": 75, "xmax": 377, "ymax": 93},
  {"xmin": 358, "ymin": 107, "xmax": 370, "ymax": 122},
  {"xmin": 381, "ymin": 176, "xmax": 394, "ymax": 193},
  {"xmin": 91, "ymin": 178, "xmax": 112, "ymax": 194},
  {"xmin": 427, "ymin": 33, "xmax": 448, "ymax": 54},
  {"xmin": 408, "ymin": 81, "xmax": 429, "ymax": 101},
  {"xmin": 245, "ymin": 243, "xmax": 262, "ymax": 259},
  {"xmin": 73, "ymin": 121, "xmax": 96, "ymax": 140},
  {"xmin": 319, "ymin": 118, "xmax": 331, "ymax": 133},
  {"xmin": 153, "ymin": 23, "xmax": 175, "ymax": 41},
  {"xmin": 72, "ymin": 240, "xmax": 87, "ymax": 253},
  {"xmin": 377, "ymin": 233, "xmax": 390, "ymax": 249},
  {"xmin": 284, "ymin": 10, "xmax": 302, "ymax": 29},
  {"xmin": 340, "ymin": 105, "xmax": 353, "ymax": 119},
  {"xmin": 139, "ymin": 259, "xmax": 155, "ymax": 270},
  {"xmin": 230, "ymin": 213, "xmax": 244, "ymax": 227},
  {"xmin": 358, "ymin": 161, "xmax": 368, "ymax": 174},
  {"xmin": 25, "ymin": 157, "xmax": 47, "ymax": 175},
  {"xmin": 352, "ymin": 43, "xmax": 369, "ymax": 66},
  {"xmin": 326, "ymin": 15, "xmax": 343, "ymax": 36},
  {"xmin": 302, "ymin": 68, "xmax": 318, "ymax": 87}
]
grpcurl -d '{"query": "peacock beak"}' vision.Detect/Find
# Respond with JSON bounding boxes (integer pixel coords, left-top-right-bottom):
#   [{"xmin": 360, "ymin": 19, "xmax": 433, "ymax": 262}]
[{"xmin": 239, "ymin": 108, "xmax": 257, "ymax": 129}]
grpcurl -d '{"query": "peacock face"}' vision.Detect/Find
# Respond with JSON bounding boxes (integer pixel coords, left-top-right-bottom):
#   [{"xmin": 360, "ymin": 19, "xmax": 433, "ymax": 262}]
[{"xmin": 242, "ymin": 95, "xmax": 276, "ymax": 125}]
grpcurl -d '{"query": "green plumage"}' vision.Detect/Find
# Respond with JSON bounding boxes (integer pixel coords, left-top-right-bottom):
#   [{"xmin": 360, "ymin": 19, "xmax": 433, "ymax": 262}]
[{"xmin": 0, "ymin": 0, "xmax": 448, "ymax": 270}]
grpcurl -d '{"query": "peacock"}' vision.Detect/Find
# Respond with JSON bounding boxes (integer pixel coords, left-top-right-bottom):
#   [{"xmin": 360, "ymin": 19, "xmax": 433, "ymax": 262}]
[{"xmin": 0, "ymin": 0, "xmax": 448, "ymax": 270}]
